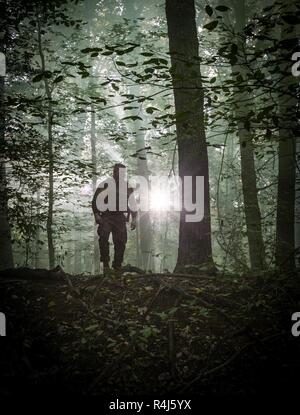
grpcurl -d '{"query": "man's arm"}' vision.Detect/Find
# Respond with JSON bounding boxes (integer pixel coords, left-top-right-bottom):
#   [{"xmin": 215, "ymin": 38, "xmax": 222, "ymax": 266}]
[
  {"xmin": 92, "ymin": 186, "xmax": 103, "ymax": 224},
  {"xmin": 128, "ymin": 187, "xmax": 137, "ymax": 230}
]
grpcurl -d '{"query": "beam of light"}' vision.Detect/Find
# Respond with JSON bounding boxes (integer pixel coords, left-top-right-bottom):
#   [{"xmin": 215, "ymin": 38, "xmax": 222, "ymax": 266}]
[{"xmin": 149, "ymin": 189, "xmax": 171, "ymax": 212}]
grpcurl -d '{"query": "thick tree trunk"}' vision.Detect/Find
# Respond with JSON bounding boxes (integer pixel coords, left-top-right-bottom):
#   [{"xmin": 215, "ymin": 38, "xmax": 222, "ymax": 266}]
[
  {"xmin": 295, "ymin": 135, "xmax": 300, "ymax": 268},
  {"xmin": 37, "ymin": 17, "xmax": 55, "ymax": 269},
  {"xmin": 165, "ymin": 0, "xmax": 212, "ymax": 269},
  {"xmin": 232, "ymin": 0, "xmax": 266, "ymax": 272},
  {"xmin": 275, "ymin": 2, "xmax": 298, "ymax": 270},
  {"xmin": 276, "ymin": 113, "xmax": 296, "ymax": 270},
  {"xmin": 0, "ymin": 31, "xmax": 14, "ymax": 270}
]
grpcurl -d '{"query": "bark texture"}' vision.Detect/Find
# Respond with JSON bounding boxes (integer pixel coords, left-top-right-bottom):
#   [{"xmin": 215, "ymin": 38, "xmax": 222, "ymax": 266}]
[{"xmin": 166, "ymin": 0, "xmax": 212, "ymax": 268}]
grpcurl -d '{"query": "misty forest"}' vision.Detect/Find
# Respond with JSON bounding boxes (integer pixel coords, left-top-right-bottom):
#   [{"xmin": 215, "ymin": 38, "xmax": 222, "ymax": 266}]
[{"xmin": 0, "ymin": 0, "xmax": 300, "ymax": 397}]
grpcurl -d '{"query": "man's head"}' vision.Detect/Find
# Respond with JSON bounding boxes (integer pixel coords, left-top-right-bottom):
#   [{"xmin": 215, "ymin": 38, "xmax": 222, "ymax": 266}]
[{"xmin": 113, "ymin": 163, "xmax": 126, "ymax": 182}]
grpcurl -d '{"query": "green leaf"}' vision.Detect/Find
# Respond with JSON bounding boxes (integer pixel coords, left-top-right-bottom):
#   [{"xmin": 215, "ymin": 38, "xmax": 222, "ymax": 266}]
[
  {"xmin": 215, "ymin": 5, "xmax": 230, "ymax": 12},
  {"xmin": 205, "ymin": 5, "xmax": 213, "ymax": 16},
  {"xmin": 157, "ymin": 312, "xmax": 168, "ymax": 321},
  {"xmin": 124, "ymin": 106, "xmax": 138, "ymax": 110},
  {"xmin": 85, "ymin": 324, "xmax": 99, "ymax": 332},
  {"xmin": 32, "ymin": 73, "xmax": 44, "ymax": 83},
  {"xmin": 143, "ymin": 58, "xmax": 160, "ymax": 66},
  {"xmin": 61, "ymin": 61, "xmax": 77, "ymax": 66},
  {"xmin": 111, "ymin": 83, "xmax": 119, "ymax": 91},
  {"xmin": 159, "ymin": 58, "xmax": 168, "ymax": 65},
  {"xmin": 146, "ymin": 106, "xmax": 159, "ymax": 114},
  {"xmin": 117, "ymin": 46, "xmax": 137, "ymax": 55},
  {"xmin": 53, "ymin": 75, "xmax": 64, "ymax": 83},
  {"xmin": 141, "ymin": 327, "xmax": 152, "ymax": 338},
  {"xmin": 122, "ymin": 115, "xmax": 143, "ymax": 121},
  {"xmin": 81, "ymin": 47, "xmax": 102, "ymax": 53},
  {"xmin": 203, "ymin": 20, "xmax": 219, "ymax": 31}
]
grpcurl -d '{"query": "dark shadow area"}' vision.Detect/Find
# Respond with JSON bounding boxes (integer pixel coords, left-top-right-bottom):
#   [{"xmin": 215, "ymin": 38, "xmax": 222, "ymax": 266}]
[{"xmin": 0, "ymin": 268, "xmax": 299, "ymax": 397}]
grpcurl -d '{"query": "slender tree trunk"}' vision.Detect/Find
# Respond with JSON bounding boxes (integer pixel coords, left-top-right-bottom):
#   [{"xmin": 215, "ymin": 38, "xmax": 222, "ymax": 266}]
[
  {"xmin": 37, "ymin": 17, "xmax": 55, "ymax": 269},
  {"xmin": 34, "ymin": 189, "xmax": 41, "ymax": 268},
  {"xmin": 122, "ymin": 0, "xmax": 153, "ymax": 270},
  {"xmin": 128, "ymin": 85, "xmax": 153, "ymax": 270},
  {"xmin": 0, "ymin": 160, "xmax": 14, "ymax": 270},
  {"xmin": 90, "ymin": 103, "xmax": 100, "ymax": 273},
  {"xmin": 275, "ymin": 1, "xmax": 298, "ymax": 270},
  {"xmin": 232, "ymin": 0, "xmax": 266, "ymax": 272},
  {"xmin": 166, "ymin": 0, "xmax": 213, "ymax": 269},
  {"xmin": 86, "ymin": 1, "xmax": 100, "ymax": 274},
  {"xmin": 0, "ymin": 138, "xmax": 14, "ymax": 269},
  {"xmin": 0, "ymin": 26, "xmax": 14, "ymax": 270},
  {"xmin": 65, "ymin": 237, "xmax": 72, "ymax": 273},
  {"xmin": 161, "ymin": 212, "xmax": 169, "ymax": 272},
  {"xmin": 135, "ymin": 215, "xmax": 141, "ymax": 267},
  {"xmin": 135, "ymin": 123, "xmax": 153, "ymax": 270},
  {"xmin": 74, "ymin": 213, "xmax": 81, "ymax": 274}
]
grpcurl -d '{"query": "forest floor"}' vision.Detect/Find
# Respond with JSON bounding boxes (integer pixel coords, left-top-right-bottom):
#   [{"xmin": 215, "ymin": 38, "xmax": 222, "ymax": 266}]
[{"xmin": 0, "ymin": 266, "xmax": 300, "ymax": 396}]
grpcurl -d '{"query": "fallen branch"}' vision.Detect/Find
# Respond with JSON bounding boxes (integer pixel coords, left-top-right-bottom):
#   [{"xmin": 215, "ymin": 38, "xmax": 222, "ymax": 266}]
[{"xmin": 124, "ymin": 272, "xmax": 215, "ymax": 280}]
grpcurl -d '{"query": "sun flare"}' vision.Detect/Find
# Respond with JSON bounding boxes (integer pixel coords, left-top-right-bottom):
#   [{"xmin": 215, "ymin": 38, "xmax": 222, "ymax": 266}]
[{"xmin": 149, "ymin": 189, "xmax": 170, "ymax": 211}]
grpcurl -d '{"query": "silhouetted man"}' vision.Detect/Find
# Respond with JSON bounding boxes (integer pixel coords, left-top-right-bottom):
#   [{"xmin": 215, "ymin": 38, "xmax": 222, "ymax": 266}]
[{"xmin": 92, "ymin": 163, "xmax": 137, "ymax": 272}]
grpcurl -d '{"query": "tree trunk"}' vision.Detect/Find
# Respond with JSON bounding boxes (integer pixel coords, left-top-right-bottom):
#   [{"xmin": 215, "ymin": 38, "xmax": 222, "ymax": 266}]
[
  {"xmin": 123, "ymin": 0, "xmax": 153, "ymax": 271},
  {"xmin": 232, "ymin": 0, "xmax": 266, "ymax": 272},
  {"xmin": 295, "ymin": 135, "xmax": 300, "ymax": 268},
  {"xmin": 34, "ymin": 189, "xmax": 41, "ymax": 268},
  {"xmin": 0, "ymin": 144, "xmax": 14, "ymax": 270},
  {"xmin": 90, "ymin": 103, "xmax": 100, "ymax": 273},
  {"xmin": 86, "ymin": 0, "xmax": 100, "ymax": 274},
  {"xmin": 74, "ymin": 213, "xmax": 82, "ymax": 274},
  {"xmin": 165, "ymin": 0, "xmax": 213, "ymax": 269},
  {"xmin": 135, "ymin": 122, "xmax": 153, "ymax": 270},
  {"xmin": 0, "ymin": 26, "xmax": 14, "ymax": 270},
  {"xmin": 275, "ymin": 2, "xmax": 298, "ymax": 270},
  {"xmin": 37, "ymin": 16, "xmax": 55, "ymax": 269}
]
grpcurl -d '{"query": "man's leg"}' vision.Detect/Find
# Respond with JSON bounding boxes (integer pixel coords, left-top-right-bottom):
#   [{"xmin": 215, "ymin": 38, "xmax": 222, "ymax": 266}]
[
  {"xmin": 97, "ymin": 217, "xmax": 111, "ymax": 269},
  {"xmin": 112, "ymin": 217, "xmax": 127, "ymax": 270}
]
